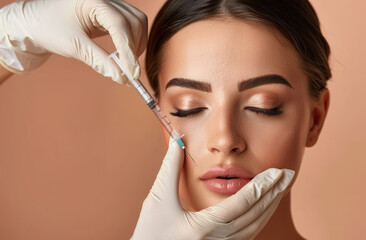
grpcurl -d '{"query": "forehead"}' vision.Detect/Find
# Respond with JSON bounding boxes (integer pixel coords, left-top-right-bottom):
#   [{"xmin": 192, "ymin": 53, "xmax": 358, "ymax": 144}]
[{"xmin": 159, "ymin": 18, "xmax": 305, "ymax": 90}]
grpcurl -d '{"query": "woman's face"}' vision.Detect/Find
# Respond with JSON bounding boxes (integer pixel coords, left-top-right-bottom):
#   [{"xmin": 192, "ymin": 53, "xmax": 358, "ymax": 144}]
[{"xmin": 158, "ymin": 18, "xmax": 319, "ymax": 211}]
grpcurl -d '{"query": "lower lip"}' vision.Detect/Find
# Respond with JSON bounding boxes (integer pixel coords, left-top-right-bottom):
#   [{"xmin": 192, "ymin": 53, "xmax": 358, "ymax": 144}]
[{"xmin": 202, "ymin": 178, "xmax": 253, "ymax": 194}]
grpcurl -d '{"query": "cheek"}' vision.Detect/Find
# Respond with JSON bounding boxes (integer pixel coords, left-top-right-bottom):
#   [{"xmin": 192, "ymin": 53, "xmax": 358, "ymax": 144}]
[
  {"xmin": 245, "ymin": 104, "xmax": 310, "ymax": 172},
  {"xmin": 167, "ymin": 113, "xmax": 209, "ymax": 157},
  {"xmin": 172, "ymin": 117, "xmax": 225, "ymax": 210}
]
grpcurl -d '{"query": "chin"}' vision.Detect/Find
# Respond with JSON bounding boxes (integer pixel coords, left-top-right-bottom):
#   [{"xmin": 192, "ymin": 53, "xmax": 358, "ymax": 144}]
[{"xmin": 179, "ymin": 180, "xmax": 237, "ymax": 211}]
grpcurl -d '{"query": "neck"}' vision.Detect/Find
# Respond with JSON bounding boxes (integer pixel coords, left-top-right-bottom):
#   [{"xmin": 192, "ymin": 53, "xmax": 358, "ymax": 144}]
[{"xmin": 254, "ymin": 191, "xmax": 305, "ymax": 240}]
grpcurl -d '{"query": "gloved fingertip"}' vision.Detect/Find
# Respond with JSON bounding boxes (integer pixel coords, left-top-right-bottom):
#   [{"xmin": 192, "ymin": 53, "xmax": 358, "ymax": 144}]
[
  {"xmin": 103, "ymin": 57, "xmax": 124, "ymax": 84},
  {"xmin": 118, "ymin": 48, "xmax": 141, "ymax": 79},
  {"xmin": 131, "ymin": 63, "xmax": 141, "ymax": 80},
  {"xmin": 124, "ymin": 60, "xmax": 140, "ymax": 80},
  {"xmin": 157, "ymin": 137, "xmax": 184, "ymax": 190},
  {"xmin": 234, "ymin": 168, "xmax": 283, "ymax": 201},
  {"xmin": 280, "ymin": 169, "xmax": 296, "ymax": 190},
  {"xmin": 165, "ymin": 137, "xmax": 184, "ymax": 169},
  {"xmin": 260, "ymin": 168, "xmax": 283, "ymax": 182},
  {"xmin": 168, "ymin": 137, "xmax": 175, "ymax": 145},
  {"xmin": 112, "ymin": 76, "xmax": 123, "ymax": 85},
  {"xmin": 282, "ymin": 169, "xmax": 295, "ymax": 180},
  {"xmin": 107, "ymin": 67, "xmax": 130, "ymax": 86},
  {"xmin": 168, "ymin": 137, "xmax": 179, "ymax": 150},
  {"xmin": 108, "ymin": 72, "xmax": 124, "ymax": 85},
  {"xmin": 110, "ymin": 70, "xmax": 123, "ymax": 84}
]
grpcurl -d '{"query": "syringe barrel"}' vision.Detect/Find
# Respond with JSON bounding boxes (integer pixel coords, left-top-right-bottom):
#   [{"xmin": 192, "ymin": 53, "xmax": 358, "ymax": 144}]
[
  {"xmin": 129, "ymin": 78, "xmax": 155, "ymax": 105},
  {"xmin": 109, "ymin": 51, "xmax": 154, "ymax": 104},
  {"xmin": 108, "ymin": 50, "xmax": 184, "ymax": 145},
  {"xmin": 130, "ymin": 80, "xmax": 181, "ymax": 138},
  {"xmin": 131, "ymin": 80, "xmax": 183, "ymax": 141},
  {"xmin": 149, "ymin": 101, "xmax": 183, "ymax": 139}
]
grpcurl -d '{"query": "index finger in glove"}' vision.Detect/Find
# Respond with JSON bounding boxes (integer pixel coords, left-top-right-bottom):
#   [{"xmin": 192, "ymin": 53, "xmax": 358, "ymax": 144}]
[
  {"xmin": 109, "ymin": 0, "xmax": 148, "ymax": 57},
  {"xmin": 149, "ymin": 138, "xmax": 184, "ymax": 204},
  {"xmin": 197, "ymin": 168, "xmax": 287, "ymax": 223},
  {"xmin": 210, "ymin": 169, "xmax": 295, "ymax": 238},
  {"xmin": 228, "ymin": 169, "xmax": 295, "ymax": 227},
  {"xmin": 90, "ymin": 1, "xmax": 144, "ymax": 79}
]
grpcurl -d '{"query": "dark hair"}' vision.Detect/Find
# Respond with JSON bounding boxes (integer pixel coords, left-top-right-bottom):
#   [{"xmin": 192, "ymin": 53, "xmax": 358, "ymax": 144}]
[{"xmin": 146, "ymin": 0, "xmax": 331, "ymax": 98}]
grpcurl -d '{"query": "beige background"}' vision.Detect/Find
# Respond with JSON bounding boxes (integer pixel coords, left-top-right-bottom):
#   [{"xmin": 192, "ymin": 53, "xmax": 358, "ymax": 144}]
[{"xmin": 0, "ymin": 0, "xmax": 365, "ymax": 239}]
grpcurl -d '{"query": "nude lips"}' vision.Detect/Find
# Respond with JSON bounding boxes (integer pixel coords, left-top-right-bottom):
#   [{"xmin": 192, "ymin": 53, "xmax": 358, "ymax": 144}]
[{"xmin": 200, "ymin": 166, "xmax": 254, "ymax": 194}]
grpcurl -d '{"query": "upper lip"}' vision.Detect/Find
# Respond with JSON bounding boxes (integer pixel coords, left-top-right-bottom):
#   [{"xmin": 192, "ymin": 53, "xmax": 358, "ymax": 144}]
[{"xmin": 200, "ymin": 165, "xmax": 254, "ymax": 180}]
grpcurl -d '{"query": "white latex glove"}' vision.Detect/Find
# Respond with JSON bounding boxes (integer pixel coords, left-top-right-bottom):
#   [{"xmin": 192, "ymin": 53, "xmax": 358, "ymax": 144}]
[
  {"xmin": 0, "ymin": 0, "xmax": 147, "ymax": 84},
  {"xmin": 132, "ymin": 138, "xmax": 295, "ymax": 240}
]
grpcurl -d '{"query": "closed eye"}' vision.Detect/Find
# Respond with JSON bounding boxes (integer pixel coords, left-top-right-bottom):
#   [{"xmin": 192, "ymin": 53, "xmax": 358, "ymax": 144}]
[
  {"xmin": 170, "ymin": 107, "xmax": 206, "ymax": 118},
  {"xmin": 245, "ymin": 106, "xmax": 283, "ymax": 116}
]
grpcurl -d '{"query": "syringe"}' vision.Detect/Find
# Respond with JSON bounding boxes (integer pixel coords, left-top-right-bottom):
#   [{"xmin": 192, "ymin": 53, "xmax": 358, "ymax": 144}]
[{"xmin": 109, "ymin": 51, "xmax": 197, "ymax": 166}]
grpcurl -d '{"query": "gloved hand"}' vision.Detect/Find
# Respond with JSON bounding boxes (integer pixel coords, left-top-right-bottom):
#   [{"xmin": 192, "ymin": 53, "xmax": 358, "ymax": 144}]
[
  {"xmin": 0, "ymin": 0, "xmax": 147, "ymax": 84},
  {"xmin": 132, "ymin": 138, "xmax": 295, "ymax": 240}
]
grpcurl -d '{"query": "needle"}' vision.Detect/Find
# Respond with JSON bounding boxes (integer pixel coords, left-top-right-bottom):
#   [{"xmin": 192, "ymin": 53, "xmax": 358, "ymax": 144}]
[{"xmin": 185, "ymin": 150, "xmax": 198, "ymax": 167}]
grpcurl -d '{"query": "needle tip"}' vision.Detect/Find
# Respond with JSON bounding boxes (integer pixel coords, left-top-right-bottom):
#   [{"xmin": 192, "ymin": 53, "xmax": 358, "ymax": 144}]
[{"xmin": 186, "ymin": 150, "xmax": 198, "ymax": 167}]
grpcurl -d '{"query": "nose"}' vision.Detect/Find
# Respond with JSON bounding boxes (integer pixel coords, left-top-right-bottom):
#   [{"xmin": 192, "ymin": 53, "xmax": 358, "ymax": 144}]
[{"xmin": 206, "ymin": 110, "xmax": 246, "ymax": 155}]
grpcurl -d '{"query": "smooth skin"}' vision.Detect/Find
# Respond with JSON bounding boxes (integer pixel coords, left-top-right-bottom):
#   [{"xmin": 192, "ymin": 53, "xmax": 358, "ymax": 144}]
[{"xmin": 157, "ymin": 18, "xmax": 329, "ymax": 240}]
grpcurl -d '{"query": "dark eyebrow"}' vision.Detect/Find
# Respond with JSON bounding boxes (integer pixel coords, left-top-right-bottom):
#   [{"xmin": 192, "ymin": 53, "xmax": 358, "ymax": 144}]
[
  {"xmin": 165, "ymin": 78, "xmax": 212, "ymax": 92},
  {"xmin": 238, "ymin": 74, "xmax": 293, "ymax": 91}
]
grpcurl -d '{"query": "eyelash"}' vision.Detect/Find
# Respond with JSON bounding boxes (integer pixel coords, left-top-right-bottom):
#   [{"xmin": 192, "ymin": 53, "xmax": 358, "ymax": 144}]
[
  {"xmin": 170, "ymin": 106, "xmax": 283, "ymax": 118},
  {"xmin": 245, "ymin": 106, "xmax": 283, "ymax": 116},
  {"xmin": 170, "ymin": 107, "xmax": 206, "ymax": 117}
]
